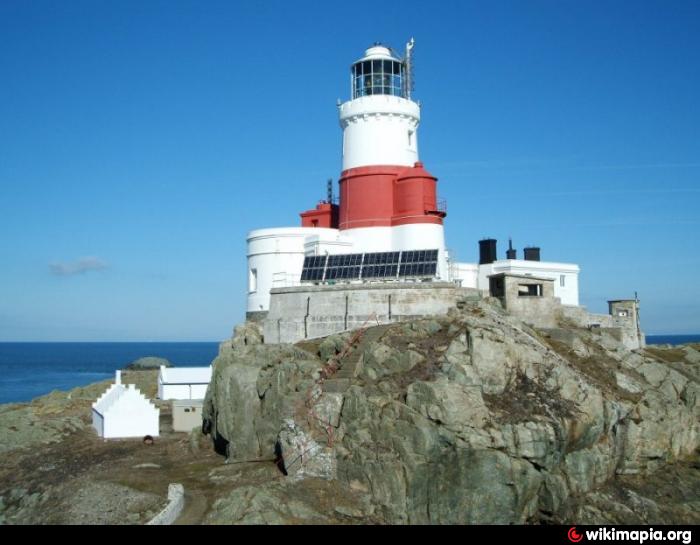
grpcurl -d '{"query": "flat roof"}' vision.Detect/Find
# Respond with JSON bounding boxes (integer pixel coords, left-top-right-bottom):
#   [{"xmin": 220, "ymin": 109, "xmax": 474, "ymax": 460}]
[
  {"xmin": 488, "ymin": 272, "xmax": 555, "ymax": 283},
  {"xmin": 159, "ymin": 366, "xmax": 212, "ymax": 385}
]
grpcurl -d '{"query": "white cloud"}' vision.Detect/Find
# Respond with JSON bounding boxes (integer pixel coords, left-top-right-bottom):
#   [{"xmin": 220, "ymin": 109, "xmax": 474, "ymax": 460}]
[{"xmin": 49, "ymin": 256, "xmax": 109, "ymax": 276}]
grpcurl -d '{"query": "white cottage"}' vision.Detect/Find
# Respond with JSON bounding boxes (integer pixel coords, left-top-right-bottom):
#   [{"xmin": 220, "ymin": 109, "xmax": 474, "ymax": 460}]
[
  {"xmin": 92, "ymin": 371, "xmax": 160, "ymax": 439},
  {"xmin": 157, "ymin": 366, "xmax": 212, "ymax": 400}
]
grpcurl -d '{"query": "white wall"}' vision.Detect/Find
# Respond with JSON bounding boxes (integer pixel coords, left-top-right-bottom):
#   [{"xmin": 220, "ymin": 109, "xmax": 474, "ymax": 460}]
[
  {"xmin": 477, "ymin": 260, "xmax": 580, "ymax": 306},
  {"xmin": 339, "ymin": 95, "xmax": 420, "ymax": 170},
  {"xmin": 451, "ymin": 262, "xmax": 479, "ymax": 288},
  {"xmin": 159, "ymin": 383, "xmax": 209, "ymax": 401},
  {"xmin": 159, "ymin": 384, "xmax": 190, "ymax": 400},
  {"xmin": 248, "ymin": 223, "xmax": 449, "ymax": 312},
  {"xmin": 98, "ymin": 385, "xmax": 160, "ymax": 439},
  {"xmin": 304, "ymin": 233, "xmax": 353, "ymax": 256},
  {"xmin": 247, "ymin": 227, "xmax": 340, "ymax": 313},
  {"xmin": 191, "ymin": 384, "xmax": 208, "ymax": 399}
]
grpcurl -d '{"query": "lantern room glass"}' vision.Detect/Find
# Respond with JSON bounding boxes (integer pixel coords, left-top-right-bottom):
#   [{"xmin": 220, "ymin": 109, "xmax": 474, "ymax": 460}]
[{"xmin": 352, "ymin": 59, "xmax": 405, "ymax": 98}]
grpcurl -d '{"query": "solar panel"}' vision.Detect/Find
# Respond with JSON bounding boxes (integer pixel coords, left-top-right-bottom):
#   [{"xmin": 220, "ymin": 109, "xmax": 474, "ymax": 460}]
[
  {"xmin": 300, "ymin": 254, "xmax": 328, "ymax": 283},
  {"xmin": 301, "ymin": 249, "xmax": 438, "ymax": 283},
  {"xmin": 398, "ymin": 248, "xmax": 439, "ymax": 278}
]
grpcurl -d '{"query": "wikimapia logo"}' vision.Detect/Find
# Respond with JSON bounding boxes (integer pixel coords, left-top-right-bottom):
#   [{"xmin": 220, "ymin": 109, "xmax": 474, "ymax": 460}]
[
  {"xmin": 567, "ymin": 527, "xmax": 693, "ymax": 544},
  {"xmin": 569, "ymin": 528, "xmax": 584, "ymax": 543}
]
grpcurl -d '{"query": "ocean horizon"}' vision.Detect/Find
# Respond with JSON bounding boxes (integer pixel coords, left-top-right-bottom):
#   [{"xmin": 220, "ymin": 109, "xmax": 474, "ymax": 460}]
[
  {"xmin": 0, "ymin": 341, "xmax": 219, "ymax": 405},
  {"xmin": 0, "ymin": 335, "xmax": 697, "ymax": 405}
]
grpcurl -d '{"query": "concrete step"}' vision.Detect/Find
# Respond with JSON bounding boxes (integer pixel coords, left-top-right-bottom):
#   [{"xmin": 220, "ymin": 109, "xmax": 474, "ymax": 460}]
[{"xmin": 326, "ymin": 324, "xmax": 392, "ymax": 383}]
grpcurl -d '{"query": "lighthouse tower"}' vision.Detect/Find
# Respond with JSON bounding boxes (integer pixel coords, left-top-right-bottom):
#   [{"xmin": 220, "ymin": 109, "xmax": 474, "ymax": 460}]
[
  {"xmin": 246, "ymin": 39, "xmax": 583, "ymax": 334},
  {"xmin": 246, "ymin": 40, "xmax": 450, "ymax": 315},
  {"xmin": 336, "ymin": 41, "xmax": 448, "ymax": 270}
]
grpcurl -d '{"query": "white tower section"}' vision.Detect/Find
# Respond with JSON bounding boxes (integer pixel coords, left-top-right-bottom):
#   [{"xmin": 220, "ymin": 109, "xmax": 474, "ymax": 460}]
[{"xmin": 339, "ymin": 45, "xmax": 420, "ymax": 170}]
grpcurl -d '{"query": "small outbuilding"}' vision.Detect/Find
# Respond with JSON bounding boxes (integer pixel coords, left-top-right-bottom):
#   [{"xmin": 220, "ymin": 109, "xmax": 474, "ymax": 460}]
[
  {"xmin": 488, "ymin": 272, "xmax": 559, "ymax": 328},
  {"xmin": 157, "ymin": 365, "xmax": 212, "ymax": 400},
  {"xmin": 172, "ymin": 399, "xmax": 204, "ymax": 432},
  {"xmin": 92, "ymin": 371, "xmax": 160, "ymax": 439}
]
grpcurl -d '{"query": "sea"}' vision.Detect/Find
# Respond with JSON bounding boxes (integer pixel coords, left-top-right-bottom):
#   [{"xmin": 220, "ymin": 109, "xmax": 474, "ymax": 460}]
[
  {"xmin": 0, "ymin": 335, "xmax": 698, "ymax": 406},
  {"xmin": 0, "ymin": 342, "xmax": 219, "ymax": 405}
]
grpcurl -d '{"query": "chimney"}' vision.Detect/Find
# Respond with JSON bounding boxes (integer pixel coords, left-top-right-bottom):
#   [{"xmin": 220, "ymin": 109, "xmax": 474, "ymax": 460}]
[
  {"xmin": 524, "ymin": 247, "xmax": 541, "ymax": 261},
  {"xmin": 115, "ymin": 370, "xmax": 122, "ymax": 385},
  {"xmin": 479, "ymin": 238, "xmax": 498, "ymax": 265},
  {"xmin": 506, "ymin": 238, "xmax": 516, "ymax": 260}
]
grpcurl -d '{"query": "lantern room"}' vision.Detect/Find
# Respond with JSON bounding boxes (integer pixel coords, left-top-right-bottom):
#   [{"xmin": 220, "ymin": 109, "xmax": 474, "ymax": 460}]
[{"xmin": 351, "ymin": 45, "xmax": 406, "ymax": 99}]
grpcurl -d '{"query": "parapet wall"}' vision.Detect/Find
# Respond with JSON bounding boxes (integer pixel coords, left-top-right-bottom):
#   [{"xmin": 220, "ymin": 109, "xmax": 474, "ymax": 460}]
[
  {"xmin": 559, "ymin": 305, "xmax": 644, "ymax": 350},
  {"xmin": 263, "ymin": 282, "xmax": 480, "ymax": 344}
]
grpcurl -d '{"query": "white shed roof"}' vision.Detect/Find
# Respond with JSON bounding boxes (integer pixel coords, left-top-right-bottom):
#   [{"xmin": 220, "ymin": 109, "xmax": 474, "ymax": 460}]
[
  {"xmin": 159, "ymin": 366, "xmax": 212, "ymax": 385},
  {"xmin": 92, "ymin": 383, "xmax": 156, "ymax": 417}
]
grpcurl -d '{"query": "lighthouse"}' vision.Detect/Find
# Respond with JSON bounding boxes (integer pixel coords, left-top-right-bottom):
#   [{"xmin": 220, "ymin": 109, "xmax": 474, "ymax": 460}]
[
  {"xmin": 336, "ymin": 42, "xmax": 448, "ymax": 269},
  {"xmin": 246, "ymin": 39, "xmax": 580, "ymax": 319},
  {"xmin": 247, "ymin": 39, "xmax": 449, "ymax": 315}
]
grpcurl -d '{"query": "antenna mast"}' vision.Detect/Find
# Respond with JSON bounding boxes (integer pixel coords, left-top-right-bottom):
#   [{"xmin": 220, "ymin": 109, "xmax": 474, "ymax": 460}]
[{"xmin": 404, "ymin": 37, "xmax": 415, "ymax": 100}]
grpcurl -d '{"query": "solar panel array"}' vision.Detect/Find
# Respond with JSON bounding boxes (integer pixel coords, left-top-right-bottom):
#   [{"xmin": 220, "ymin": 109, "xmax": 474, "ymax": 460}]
[
  {"xmin": 362, "ymin": 251, "xmax": 400, "ymax": 279},
  {"xmin": 399, "ymin": 249, "xmax": 439, "ymax": 277},
  {"xmin": 300, "ymin": 249, "xmax": 438, "ymax": 283}
]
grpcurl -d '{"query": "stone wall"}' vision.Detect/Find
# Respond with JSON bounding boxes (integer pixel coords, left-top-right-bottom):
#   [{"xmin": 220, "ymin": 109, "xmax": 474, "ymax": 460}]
[
  {"xmin": 263, "ymin": 282, "xmax": 480, "ymax": 344},
  {"xmin": 560, "ymin": 305, "xmax": 614, "ymax": 328},
  {"xmin": 146, "ymin": 483, "xmax": 184, "ymax": 525}
]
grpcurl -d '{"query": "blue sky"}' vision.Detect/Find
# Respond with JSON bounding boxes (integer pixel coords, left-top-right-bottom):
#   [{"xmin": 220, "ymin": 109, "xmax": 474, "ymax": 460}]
[{"xmin": 1, "ymin": 0, "xmax": 698, "ymax": 341}]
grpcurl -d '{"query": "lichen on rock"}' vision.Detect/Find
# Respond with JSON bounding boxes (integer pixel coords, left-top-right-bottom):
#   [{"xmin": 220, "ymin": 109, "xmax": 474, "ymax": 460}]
[{"xmin": 201, "ymin": 303, "xmax": 700, "ymax": 524}]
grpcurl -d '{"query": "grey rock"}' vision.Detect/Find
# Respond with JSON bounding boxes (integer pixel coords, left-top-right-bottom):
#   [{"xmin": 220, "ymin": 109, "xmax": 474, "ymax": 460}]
[
  {"xmin": 203, "ymin": 301, "xmax": 699, "ymax": 524},
  {"xmin": 124, "ymin": 356, "xmax": 171, "ymax": 370}
]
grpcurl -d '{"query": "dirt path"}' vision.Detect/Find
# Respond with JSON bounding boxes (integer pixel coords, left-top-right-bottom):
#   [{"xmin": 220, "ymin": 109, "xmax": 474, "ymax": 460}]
[{"xmin": 174, "ymin": 490, "xmax": 209, "ymax": 524}]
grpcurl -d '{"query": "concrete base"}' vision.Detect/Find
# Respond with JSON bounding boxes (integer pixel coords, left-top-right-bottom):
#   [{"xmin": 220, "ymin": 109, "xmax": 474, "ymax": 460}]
[
  {"xmin": 263, "ymin": 282, "xmax": 480, "ymax": 344},
  {"xmin": 245, "ymin": 310, "xmax": 269, "ymax": 323}
]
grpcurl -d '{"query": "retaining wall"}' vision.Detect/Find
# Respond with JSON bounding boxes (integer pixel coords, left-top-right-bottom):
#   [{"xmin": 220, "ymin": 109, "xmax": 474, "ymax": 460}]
[{"xmin": 263, "ymin": 282, "xmax": 480, "ymax": 344}]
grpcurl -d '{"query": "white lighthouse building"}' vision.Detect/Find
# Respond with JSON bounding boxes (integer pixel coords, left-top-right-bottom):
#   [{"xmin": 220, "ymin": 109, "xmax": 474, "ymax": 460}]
[
  {"xmin": 336, "ymin": 41, "xmax": 448, "ymax": 272},
  {"xmin": 246, "ymin": 40, "xmax": 580, "ymax": 321}
]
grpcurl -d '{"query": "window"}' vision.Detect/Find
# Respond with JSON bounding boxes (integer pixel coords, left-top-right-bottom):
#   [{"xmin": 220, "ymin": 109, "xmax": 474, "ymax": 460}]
[
  {"xmin": 518, "ymin": 283, "xmax": 542, "ymax": 297},
  {"xmin": 560, "ymin": 275, "xmax": 566, "ymax": 287},
  {"xmin": 249, "ymin": 268, "xmax": 258, "ymax": 293},
  {"xmin": 351, "ymin": 59, "xmax": 405, "ymax": 99},
  {"xmin": 408, "ymin": 130, "xmax": 413, "ymax": 147}
]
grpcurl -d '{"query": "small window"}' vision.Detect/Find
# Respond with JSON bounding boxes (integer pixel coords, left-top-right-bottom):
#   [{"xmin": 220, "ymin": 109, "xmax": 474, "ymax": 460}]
[
  {"xmin": 184, "ymin": 408, "xmax": 190, "ymax": 413},
  {"xmin": 560, "ymin": 275, "xmax": 566, "ymax": 287},
  {"xmin": 518, "ymin": 283, "xmax": 542, "ymax": 297},
  {"xmin": 249, "ymin": 268, "xmax": 258, "ymax": 293},
  {"xmin": 408, "ymin": 130, "xmax": 413, "ymax": 147}
]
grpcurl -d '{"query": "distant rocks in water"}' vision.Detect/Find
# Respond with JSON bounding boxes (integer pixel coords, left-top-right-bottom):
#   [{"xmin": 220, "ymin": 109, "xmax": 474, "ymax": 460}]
[{"xmin": 124, "ymin": 357, "xmax": 172, "ymax": 371}]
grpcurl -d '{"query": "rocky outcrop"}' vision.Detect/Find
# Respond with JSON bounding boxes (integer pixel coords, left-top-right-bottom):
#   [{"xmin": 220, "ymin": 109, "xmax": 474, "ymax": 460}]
[
  {"xmin": 202, "ymin": 302, "xmax": 699, "ymax": 524},
  {"xmin": 125, "ymin": 356, "xmax": 171, "ymax": 370}
]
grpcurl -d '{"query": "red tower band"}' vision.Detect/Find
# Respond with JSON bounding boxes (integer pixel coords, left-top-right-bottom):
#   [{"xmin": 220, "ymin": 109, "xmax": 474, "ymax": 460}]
[{"xmin": 300, "ymin": 162, "xmax": 445, "ymax": 231}]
